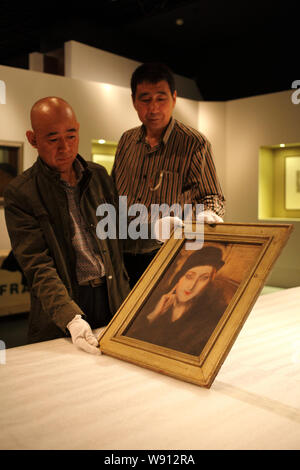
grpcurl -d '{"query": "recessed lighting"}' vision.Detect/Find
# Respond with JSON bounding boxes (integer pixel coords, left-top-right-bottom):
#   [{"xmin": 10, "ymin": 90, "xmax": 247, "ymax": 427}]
[
  {"xmin": 102, "ymin": 84, "xmax": 112, "ymax": 91},
  {"xmin": 280, "ymin": 143, "xmax": 285, "ymax": 147},
  {"xmin": 98, "ymin": 139, "xmax": 106, "ymax": 144}
]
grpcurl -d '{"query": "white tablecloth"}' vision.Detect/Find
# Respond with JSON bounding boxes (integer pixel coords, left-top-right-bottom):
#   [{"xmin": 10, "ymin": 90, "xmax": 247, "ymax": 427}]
[{"xmin": 1, "ymin": 287, "xmax": 300, "ymax": 450}]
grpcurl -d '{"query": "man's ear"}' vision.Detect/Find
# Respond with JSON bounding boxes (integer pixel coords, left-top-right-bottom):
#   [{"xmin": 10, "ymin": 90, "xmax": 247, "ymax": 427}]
[
  {"xmin": 172, "ymin": 90, "xmax": 177, "ymax": 107},
  {"xmin": 26, "ymin": 130, "xmax": 37, "ymax": 148},
  {"xmin": 131, "ymin": 94, "xmax": 137, "ymax": 110}
]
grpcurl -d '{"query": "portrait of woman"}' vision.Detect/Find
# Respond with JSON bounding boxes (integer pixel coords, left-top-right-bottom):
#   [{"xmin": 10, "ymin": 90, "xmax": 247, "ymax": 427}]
[{"xmin": 125, "ymin": 245, "xmax": 236, "ymax": 356}]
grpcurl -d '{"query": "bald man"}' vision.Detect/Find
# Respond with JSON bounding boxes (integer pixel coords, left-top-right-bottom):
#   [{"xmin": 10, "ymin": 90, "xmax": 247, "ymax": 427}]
[{"xmin": 4, "ymin": 97, "xmax": 130, "ymax": 353}]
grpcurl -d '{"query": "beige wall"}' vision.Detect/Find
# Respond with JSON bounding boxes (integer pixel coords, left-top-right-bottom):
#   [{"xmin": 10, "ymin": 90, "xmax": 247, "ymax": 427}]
[
  {"xmin": 198, "ymin": 102, "xmax": 226, "ymax": 196},
  {"xmin": 64, "ymin": 40, "xmax": 203, "ymax": 101}
]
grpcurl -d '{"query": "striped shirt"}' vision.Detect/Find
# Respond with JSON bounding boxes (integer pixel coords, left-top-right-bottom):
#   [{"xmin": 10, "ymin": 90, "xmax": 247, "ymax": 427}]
[
  {"xmin": 62, "ymin": 159, "xmax": 105, "ymax": 284},
  {"xmin": 112, "ymin": 118, "xmax": 225, "ymax": 220}
]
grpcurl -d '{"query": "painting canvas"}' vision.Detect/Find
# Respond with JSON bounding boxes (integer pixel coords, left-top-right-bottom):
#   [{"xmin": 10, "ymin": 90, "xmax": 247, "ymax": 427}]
[
  {"xmin": 99, "ymin": 223, "xmax": 293, "ymax": 388},
  {"xmin": 124, "ymin": 241, "xmax": 262, "ymax": 356},
  {"xmin": 285, "ymin": 156, "xmax": 300, "ymax": 210}
]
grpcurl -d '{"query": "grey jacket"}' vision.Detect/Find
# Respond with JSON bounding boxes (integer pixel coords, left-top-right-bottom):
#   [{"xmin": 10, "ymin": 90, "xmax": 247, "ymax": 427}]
[{"xmin": 4, "ymin": 155, "xmax": 130, "ymax": 343}]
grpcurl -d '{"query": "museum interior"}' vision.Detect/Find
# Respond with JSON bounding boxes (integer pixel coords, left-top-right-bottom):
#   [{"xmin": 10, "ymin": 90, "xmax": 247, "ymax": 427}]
[{"xmin": 0, "ymin": 0, "xmax": 299, "ymax": 452}]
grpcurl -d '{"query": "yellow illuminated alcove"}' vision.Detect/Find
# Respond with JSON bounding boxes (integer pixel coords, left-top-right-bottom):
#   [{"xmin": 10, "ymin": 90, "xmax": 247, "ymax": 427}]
[
  {"xmin": 91, "ymin": 140, "xmax": 117, "ymax": 175},
  {"xmin": 259, "ymin": 143, "xmax": 300, "ymax": 220}
]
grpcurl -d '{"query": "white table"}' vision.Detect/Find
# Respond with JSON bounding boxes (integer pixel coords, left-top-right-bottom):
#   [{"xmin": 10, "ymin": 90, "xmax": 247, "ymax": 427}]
[{"xmin": 1, "ymin": 287, "xmax": 300, "ymax": 450}]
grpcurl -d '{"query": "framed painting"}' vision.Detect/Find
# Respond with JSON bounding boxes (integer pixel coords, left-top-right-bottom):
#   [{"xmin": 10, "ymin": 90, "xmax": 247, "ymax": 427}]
[
  {"xmin": 99, "ymin": 223, "xmax": 293, "ymax": 388},
  {"xmin": 0, "ymin": 140, "xmax": 23, "ymax": 205},
  {"xmin": 285, "ymin": 156, "xmax": 300, "ymax": 210}
]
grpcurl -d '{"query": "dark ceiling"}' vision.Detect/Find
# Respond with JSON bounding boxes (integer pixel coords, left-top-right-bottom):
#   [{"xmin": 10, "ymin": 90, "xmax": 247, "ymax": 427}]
[{"xmin": 0, "ymin": 0, "xmax": 298, "ymax": 100}]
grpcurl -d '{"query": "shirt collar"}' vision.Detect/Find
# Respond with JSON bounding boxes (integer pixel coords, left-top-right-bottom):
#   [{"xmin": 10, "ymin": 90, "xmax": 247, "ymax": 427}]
[
  {"xmin": 162, "ymin": 117, "xmax": 175, "ymax": 144},
  {"xmin": 137, "ymin": 117, "xmax": 175, "ymax": 146},
  {"xmin": 60, "ymin": 158, "xmax": 85, "ymax": 190},
  {"xmin": 73, "ymin": 157, "xmax": 85, "ymax": 181},
  {"xmin": 38, "ymin": 155, "xmax": 85, "ymax": 188}
]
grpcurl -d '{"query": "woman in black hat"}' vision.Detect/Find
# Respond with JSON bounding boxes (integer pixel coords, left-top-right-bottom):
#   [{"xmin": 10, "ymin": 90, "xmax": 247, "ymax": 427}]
[{"xmin": 126, "ymin": 246, "xmax": 229, "ymax": 356}]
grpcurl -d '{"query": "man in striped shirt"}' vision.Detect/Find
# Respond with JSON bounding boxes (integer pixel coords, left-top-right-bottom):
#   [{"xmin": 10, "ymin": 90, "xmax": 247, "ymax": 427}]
[{"xmin": 112, "ymin": 63, "xmax": 225, "ymax": 287}]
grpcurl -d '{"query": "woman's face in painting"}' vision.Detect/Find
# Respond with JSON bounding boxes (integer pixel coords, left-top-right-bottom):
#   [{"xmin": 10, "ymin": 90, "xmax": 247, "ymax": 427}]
[{"xmin": 175, "ymin": 265, "xmax": 215, "ymax": 304}]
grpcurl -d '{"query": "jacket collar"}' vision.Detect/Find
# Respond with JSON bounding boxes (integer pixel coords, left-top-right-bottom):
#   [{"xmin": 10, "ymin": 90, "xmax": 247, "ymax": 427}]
[{"xmin": 36, "ymin": 154, "xmax": 90, "ymax": 184}]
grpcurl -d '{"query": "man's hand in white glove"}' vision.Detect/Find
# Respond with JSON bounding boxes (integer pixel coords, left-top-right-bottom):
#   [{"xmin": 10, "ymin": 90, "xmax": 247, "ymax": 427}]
[
  {"xmin": 67, "ymin": 315, "xmax": 101, "ymax": 355},
  {"xmin": 154, "ymin": 216, "xmax": 184, "ymax": 243},
  {"xmin": 197, "ymin": 210, "xmax": 223, "ymax": 224}
]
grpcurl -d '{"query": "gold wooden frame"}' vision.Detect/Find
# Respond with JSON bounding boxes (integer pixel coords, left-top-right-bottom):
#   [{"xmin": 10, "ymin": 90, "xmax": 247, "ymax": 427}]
[{"xmin": 99, "ymin": 223, "xmax": 293, "ymax": 388}]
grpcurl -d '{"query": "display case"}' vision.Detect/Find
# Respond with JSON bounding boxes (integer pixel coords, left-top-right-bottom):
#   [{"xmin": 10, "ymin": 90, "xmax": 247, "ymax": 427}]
[
  {"xmin": 91, "ymin": 139, "xmax": 117, "ymax": 175},
  {"xmin": 259, "ymin": 143, "xmax": 300, "ymax": 220},
  {"xmin": 0, "ymin": 140, "xmax": 23, "ymax": 205}
]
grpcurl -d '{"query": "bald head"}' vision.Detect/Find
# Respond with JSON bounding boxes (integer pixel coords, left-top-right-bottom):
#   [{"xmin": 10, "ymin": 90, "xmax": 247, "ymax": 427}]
[
  {"xmin": 30, "ymin": 97, "xmax": 78, "ymax": 132},
  {"xmin": 26, "ymin": 96, "xmax": 80, "ymax": 178}
]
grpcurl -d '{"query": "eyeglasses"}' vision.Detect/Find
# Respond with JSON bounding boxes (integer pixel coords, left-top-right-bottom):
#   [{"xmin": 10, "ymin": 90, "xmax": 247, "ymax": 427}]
[{"xmin": 149, "ymin": 170, "xmax": 173, "ymax": 191}]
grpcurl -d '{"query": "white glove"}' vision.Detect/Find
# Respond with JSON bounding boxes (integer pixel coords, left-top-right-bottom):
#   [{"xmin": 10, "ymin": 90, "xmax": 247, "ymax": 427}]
[
  {"xmin": 67, "ymin": 315, "xmax": 101, "ymax": 355},
  {"xmin": 154, "ymin": 216, "xmax": 184, "ymax": 242},
  {"xmin": 197, "ymin": 210, "xmax": 223, "ymax": 224}
]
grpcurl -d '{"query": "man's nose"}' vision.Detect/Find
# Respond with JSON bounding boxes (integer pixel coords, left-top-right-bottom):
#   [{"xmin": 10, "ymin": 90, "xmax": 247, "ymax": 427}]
[
  {"xmin": 149, "ymin": 100, "xmax": 159, "ymax": 113},
  {"xmin": 58, "ymin": 138, "xmax": 68, "ymax": 150}
]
